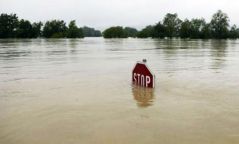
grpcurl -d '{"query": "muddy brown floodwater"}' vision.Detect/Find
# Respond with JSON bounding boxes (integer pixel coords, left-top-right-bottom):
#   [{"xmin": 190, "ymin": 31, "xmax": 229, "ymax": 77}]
[{"xmin": 0, "ymin": 38, "xmax": 239, "ymax": 144}]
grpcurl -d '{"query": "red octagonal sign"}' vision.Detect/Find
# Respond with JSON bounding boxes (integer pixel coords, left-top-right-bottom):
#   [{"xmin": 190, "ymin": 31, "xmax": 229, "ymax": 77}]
[{"xmin": 132, "ymin": 60, "xmax": 155, "ymax": 88}]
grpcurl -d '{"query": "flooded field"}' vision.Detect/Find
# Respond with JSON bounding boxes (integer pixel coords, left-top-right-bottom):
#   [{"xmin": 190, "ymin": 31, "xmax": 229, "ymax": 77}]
[{"xmin": 0, "ymin": 38, "xmax": 239, "ymax": 144}]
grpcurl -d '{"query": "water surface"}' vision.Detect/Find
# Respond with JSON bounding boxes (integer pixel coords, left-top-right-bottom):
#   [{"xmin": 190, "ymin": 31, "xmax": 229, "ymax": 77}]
[{"xmin": 0, "ymin": 38, "xmax": 239, "ymax": 144}]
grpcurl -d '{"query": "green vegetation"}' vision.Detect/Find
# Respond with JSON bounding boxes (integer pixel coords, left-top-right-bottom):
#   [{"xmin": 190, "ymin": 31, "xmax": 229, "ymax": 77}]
[
  {"xmin": 103, "ymin": 10, "xmax": 239, "ymax": 39},
  {"xmin": 0, "ymin": 14, "xmax": 99, "ymax": 38},
  {"xmin": 137, "ymin": 26, "xmax": 154, "ymax": 38},
  {"xmin": 124, "ymin": 27, "xmax": 138, "ymax": 37},
  {"xmin": 0, "ymin": 13, "xmax": 18, "ymax": 38},
  {"xmin": 103, "ymin": 26, "xmax": 138, "ymax": 38},
  {"xmin": 15, "ymin": 20, "xmax": 42, "ymax": 38},
  {"xmin": 82, "ymin": 26, "xmax": 101, "ymax": 37},
  {"xmin": 0, "ymin": 13, "xmax": 42, "ymax": 38},
  {"xmin": 179, "ymin": 18, "xmax": 208, "ymax": 39},
  {"xmin": 137, "ymin": 10, "xmax": 238, "ymax": 39},
  {"xmin": 163, "ymin": 13, "xmax": 182, "ymax": 38},
  {"xmin": 229, "ymin": 25, "xmax": 239, "ymax": 39},
  {"xmin": 31, "ymin": 22, "xmax": 43, "ymax": 38},
  {"xmin": 103, "ymin": 26, "xmax": 127, "ymax": 38},
  {"xmin": 0, "ymin": 10, "xmax": 239, "ymax": 39},
  {"xmin": 152, "ymin": 22, "xmax": 166, "ymax": 38},
  {"xmin": 180, "ymin": 19, "xmax": 191, "ymax": 38},
  {"xmin": 66, "ymin": 20, "xmax": 84, "ymax": 38},
  {"xmin": 210, "ymin": 10, "xmax": 229, "ymax": 39},
  {"xmin": 42, "ymin": 20, "xmax": 67, "ymax": 38}
]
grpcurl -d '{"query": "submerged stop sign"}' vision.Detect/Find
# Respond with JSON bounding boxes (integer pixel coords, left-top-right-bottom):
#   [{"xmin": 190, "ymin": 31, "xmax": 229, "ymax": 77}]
[{"xmin": 132, "ymin": 60, "xmax": 155, "ymax": 88}]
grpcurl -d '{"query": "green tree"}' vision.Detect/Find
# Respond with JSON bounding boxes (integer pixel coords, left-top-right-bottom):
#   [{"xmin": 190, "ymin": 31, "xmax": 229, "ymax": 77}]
[
  {"xmin": 16, "ymin": 19, "xmax": 33, "ymax": 38},
  {"xmin": 179, "ymin": 19, "xmax": 191, "ymax": 38},
  {"xmin": 42, "ymin": 20, "xmax": 67, "ymax": 38},
  {"xmin": 103, "ymin": 26, "xmax": 127, "ymax": 38},
  {"xmin": 31, "ymin": 22, "xmax": 42, "ymax": 38},
  {"xmin": 82, "ymin": 26, "xmax": 102, "ymax": 37},
  {"xmin": 190, "ymin": 18, "xmax": 206, "ymax": 38},
  {"xmin": 16, "ymin": 20, "xmax": 42, "ymax": 38},
  {"xmin": 210, "ymin": 10, "xmax": 229, "ymax": 39},
  {"xmin": 229, "ymin": 25, "xmax": 239, "ymax": 39},
  {"xmin": 152, "ymin": 22, "xmax": 166, "ymax": 38},
  {"xmin": 163, "ymin": 13, "xmax": 182, "ymax": 38},
  {"xmin": 66, "ymin": 20, "xmax": 84, "ymax": 38},
  {"xmin": 0, "ymin": 13, "xmax": 18, "ymax": 38},
  {"xmin": 201, "ymin": 23, "xmax": 212, "ymax": 39},
  {"xmin": 124, "ymin": 27, "xmax": 138, "ymax": 37},
  {"xmin": 137, "ymin": 25, "xmax": 154, "ymax": 38}
]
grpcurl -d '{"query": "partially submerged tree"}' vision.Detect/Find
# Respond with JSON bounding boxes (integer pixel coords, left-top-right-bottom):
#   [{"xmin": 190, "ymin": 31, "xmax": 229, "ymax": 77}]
[
  {"xmin": 137, "ymin": 25, "xmax": 154, "ymax": 38},
  {"xmin": 152, "ymin": 22, "xmax": 166, "ymax": 38},
  {"xmin": 229, "ymin": 25, "xmax": 239, "ymax": 39},
  {"xmin": 201, "ymin": 23, "xmax": 212, "ymax": 39},
  {"xmin": 66, "ymin": 20, "xmax": 84, "ymax": 38},
  {"xmin": 0, "ymin": 10, "xmax": 238, "ymax": 39},
  {"xmin": 103, "ymin": 26, "xmax": 127, "ymax": 38},
  {"xmin": 210, "ymin": 10, "xmax": 229, "ymax": 39},
  {"xmin": 0, "ymin": 13, "xmax": 18, "ymax": 38},
  {"xmin": 163, "ymin": 13, "xmax": 182, "ymax": 38},
  {"xmin": 31, "ymin": 22, "xmax": 43, "ymax": 38},
  {"xmin": 124, "ymin": 27, "xmax": 138, "ymax": 37},
  {"xmin": 82, "ymin": 26, "xmax": 101, "ymax": 37},
  {"xmin": 43, "ymin": 20, "xmax": 67, "ymax": 38},
  {"xmin": 190, "ymin": 18, "xmax": 206, "ymax": 38},
  {"xmin": 179, "ymin": 19, "xmax": 191, "ymax": 38},
  {"xmin": 16, "ymin": 19, "xmax": 33, "ymax": 38}
]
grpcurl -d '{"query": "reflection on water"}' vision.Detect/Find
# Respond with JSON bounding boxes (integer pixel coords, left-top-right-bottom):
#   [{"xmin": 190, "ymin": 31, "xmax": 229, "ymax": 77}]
[
  {"xmin": 210, "ymin": 40, "xmax": 228, "ymax": 70},
  {"xmin": 0, "ymin": 38, "xmax": 239, "ymax": 144},
  {"xmin": 132, "ymin": 85, "xmax": 154, "ymax": 107}
]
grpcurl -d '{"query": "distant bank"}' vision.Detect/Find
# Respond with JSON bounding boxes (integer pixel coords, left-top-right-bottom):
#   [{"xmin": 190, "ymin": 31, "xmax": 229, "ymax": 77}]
[
  {"xmin": 0, "ymin": 10, "xmax": 238, "ymax": 39},
  {"xmin": 0, "ymin": 15, "xmax": 101, "ymax": 38}
]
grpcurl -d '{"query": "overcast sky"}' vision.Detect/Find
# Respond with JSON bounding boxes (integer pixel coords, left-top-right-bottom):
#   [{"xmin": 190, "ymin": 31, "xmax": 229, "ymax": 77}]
[{"xmin": 0, "ymin": 0, "xmax": 238, "ymax": 30}]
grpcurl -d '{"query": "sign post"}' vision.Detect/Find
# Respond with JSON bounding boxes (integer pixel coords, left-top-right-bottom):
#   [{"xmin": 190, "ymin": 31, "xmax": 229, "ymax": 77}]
[{"xmin": 132, "ymin": 59, "xmax": 155, "ymax": 88}]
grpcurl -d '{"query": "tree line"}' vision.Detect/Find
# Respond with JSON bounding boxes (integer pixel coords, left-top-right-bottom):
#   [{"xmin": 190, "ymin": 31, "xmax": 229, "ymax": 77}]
[
  {"xmin": 103, "ymin": 10, "xmax": 239, "ymax": 39},
  {"xmin": 0, "ymin": 13, "xmax": 101, "ymax": 38},
  {"xmin": 1, "ymin": 10, "xmax": 239, "ymax": 39}
]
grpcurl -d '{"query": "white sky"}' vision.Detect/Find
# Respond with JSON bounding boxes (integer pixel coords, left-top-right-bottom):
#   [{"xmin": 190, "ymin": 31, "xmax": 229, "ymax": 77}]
[{"xmin": 0, "ymin": 0, "xmax": 238, "ymax": 30}]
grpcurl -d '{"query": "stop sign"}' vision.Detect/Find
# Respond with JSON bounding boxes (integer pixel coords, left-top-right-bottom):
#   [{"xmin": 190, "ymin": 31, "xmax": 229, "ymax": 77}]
[{"xmin": 132, "ymin": 60, "xmax": 155, "ymax": 88}]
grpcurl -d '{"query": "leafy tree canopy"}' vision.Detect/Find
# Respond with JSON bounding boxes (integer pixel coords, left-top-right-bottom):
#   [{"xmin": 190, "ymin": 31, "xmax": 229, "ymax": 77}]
[
  {"xmin": 16, "ymin": 19, "xmax": 33, "ymax": 38},
  {"xmin": 124, "ymin": 27, "xmax": 138, "ymax": 37},
  {"xmin": 43, "ymin": 20, "xmax": 67, "ymax": 38},
  {"xmin": 66, "ymin": 20, "xmax": 84, "ymax": 38},
  {"xmin": 82, "ymin": 26, "xmax": 101, "ymax": 37},
  {"xmin": 210, "ymin": 10, "xmax": 229, "ymax": 39},
  {"xmin": 0, "ymin": 10, "xmax": 238, "ymax": 39},
  {"xmin": 163, "ymin": 13, "xmax": 182, "ymax": 37},
  {"xmin": 0, "ymin": 13, "xmax": 18, "ymax": 38},
  {"xmin": 137, "ymin": 25, "xmax": 154, "ymax": 38},
  {"xmin": 103, "ymin": 26, "xmax": 127, "ymax": 38}
]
